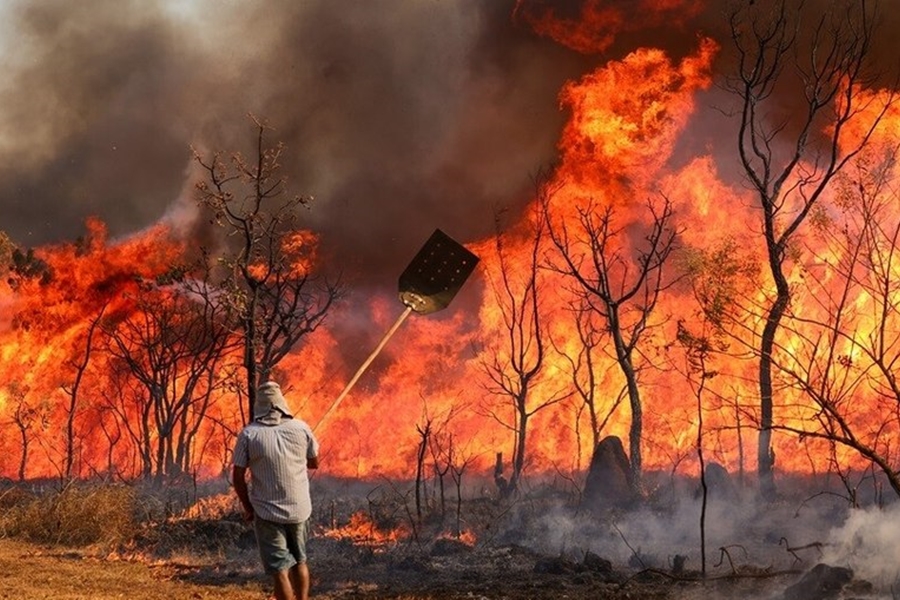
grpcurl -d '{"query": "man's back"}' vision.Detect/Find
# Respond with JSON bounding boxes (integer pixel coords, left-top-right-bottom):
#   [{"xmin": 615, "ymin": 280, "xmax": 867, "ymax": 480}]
[
  {"xmin": 232, "ymin": 380, "xmax": 319, "ymax": 600},
  {"xmin": 234, "ymin": 418, "xmax": 317, "ymax": 523}
]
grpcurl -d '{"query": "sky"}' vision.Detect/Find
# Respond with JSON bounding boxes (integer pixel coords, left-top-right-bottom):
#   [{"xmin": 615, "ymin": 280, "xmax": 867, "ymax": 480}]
[{"xmin": 0, "ymin": 0, "xmax": 592, "ymax": 287}]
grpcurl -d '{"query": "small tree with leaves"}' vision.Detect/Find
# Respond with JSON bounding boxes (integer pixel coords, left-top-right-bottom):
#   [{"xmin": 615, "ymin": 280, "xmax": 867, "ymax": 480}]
[{"xmin": 724, "ymin": 0, "xmax": 897, "ymax": 500}]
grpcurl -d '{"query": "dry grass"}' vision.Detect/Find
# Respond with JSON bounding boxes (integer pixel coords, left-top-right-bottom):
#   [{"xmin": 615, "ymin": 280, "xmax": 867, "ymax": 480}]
[
  {"xmin": 0, "ymin": 482, "xmax": 135, "ymax": 547},
  {"xmin": 0, "ymin": 537, "xmax": 267, "ymax": 600},
  {"xmin": 0, "ymin": 483, "xmax": 457, "ymax": 599}
]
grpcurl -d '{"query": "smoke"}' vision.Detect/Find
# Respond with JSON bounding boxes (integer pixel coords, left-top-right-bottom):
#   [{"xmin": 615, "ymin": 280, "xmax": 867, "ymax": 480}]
[
  {"xmin": 502, "ymin": 484, "xmax": 900, "ymax": 598},
  {"xmin": 518, "ymin": 489, "xmax": 828, "ymax": 570},
  {"xmin": 0, "ymin": 0, "xmax": 587, "ymax": 286},
  {"xmin": 3, "ymin": 0, "xmax": 898, "ymax": 279},
  {"xmin": 821, "ymin": 504, "xmax": 900, "ymax": 588}
]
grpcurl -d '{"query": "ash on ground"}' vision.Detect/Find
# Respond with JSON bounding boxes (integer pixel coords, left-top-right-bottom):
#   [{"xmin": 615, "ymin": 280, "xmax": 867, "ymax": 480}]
[{"xmin": 140, "ymin": 468, "xmax": 899, "ymax": 600}]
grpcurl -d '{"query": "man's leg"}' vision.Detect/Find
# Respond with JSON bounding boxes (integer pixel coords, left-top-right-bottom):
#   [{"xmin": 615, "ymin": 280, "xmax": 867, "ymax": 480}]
[
  {"xmin": 289, "ymin": 562, "xmax": 310, "ymax": 600},
  {"xmin": 272, "ymin": 569, "xmax": 294, "ymax": 600},
  {"xmin": 255, "ymin": 519, "xmax": 297, "ymax": 600},
  {"xmin": 283, "ymin": 520, "xmax": 310, "ymax": 600}
]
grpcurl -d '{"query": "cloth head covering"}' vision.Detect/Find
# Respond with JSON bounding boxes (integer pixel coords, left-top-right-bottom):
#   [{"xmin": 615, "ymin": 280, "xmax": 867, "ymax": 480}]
[{"xmin": 254, "ymin": 381, "xmax": 293, "ymax": 421}]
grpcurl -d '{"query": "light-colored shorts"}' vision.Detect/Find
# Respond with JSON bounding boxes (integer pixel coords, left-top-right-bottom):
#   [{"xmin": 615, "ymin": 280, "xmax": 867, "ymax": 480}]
[{"xmin": 253, "ymin": 517, "xmax": 309, "ymax": 574}]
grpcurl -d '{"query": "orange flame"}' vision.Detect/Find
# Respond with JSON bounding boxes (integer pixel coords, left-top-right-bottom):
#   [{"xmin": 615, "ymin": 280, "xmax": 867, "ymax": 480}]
[
  {"xmin": 439, "ymin": 529, "xmax": 476, "ymax": 547},
  {"xmin": 319, "ymin": 512, "xmax": 410, "ymax": 547},
  {"xmin": 3, "ymin": 7, "xmax": 900, "ymax": 487}
]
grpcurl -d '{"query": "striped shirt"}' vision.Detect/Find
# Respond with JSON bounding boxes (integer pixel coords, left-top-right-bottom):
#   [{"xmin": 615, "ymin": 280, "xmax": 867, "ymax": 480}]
[{"xmin": 232, "ymin": 417, "xmax": 319, "ymax": 523}]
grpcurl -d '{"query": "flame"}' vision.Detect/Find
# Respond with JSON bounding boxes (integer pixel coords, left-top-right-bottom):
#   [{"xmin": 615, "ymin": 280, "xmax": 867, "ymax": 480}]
[
  {"xmin": 3, "ymin": 5, "xmax": 900, "ymax": 488},
  {"xmin": 319, "ymin": 511, "xmax": 410, "ymax": 547},
  {"xmin": 439, "ymin": 529, "xmax": 476, "ymax": 547},
  {"xmin": 283, "ymin": 230, "xmax": 320, "ymax": 277},
  {"xmin": 246, "ymin": 230, "xmax": 320, "ymax": 281},
  {"xmin": 318, "ymin": 511, "xmax": 474, "ymax": 548},
  {"xmin": 178, "ymin": 493, "xmax": 237, "ymax": 520}
]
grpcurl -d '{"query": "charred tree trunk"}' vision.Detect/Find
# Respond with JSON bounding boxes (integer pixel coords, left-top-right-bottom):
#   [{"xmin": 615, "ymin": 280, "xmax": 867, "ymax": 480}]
[
  {"xmin": 415, "ymin": 420, "xmax": 431, "ymax": 524},
  {"xmin": 244, "ymin": 287, "xmax": 259, "ymax": 420},
  {"xmin": 494, "ymin": 452, "xmax": 510, "ymax": 498},
  {"xmin": 509, "ymin": 399, "xmax": 530, "ymax": 494},
  {"xmin": 758, "ymin": 205, "xmax": 791, "ymax": 502},
  {"xmin": 758, "ymin": 295, "xmax": 787, "ymax": 501},
  {"xmin": 612, "ymin": 326, "xmax": 643, "ymax": 485},
  {"xmin": 15, "ymin": 418, "xmax": 28, "ymax": 482}
]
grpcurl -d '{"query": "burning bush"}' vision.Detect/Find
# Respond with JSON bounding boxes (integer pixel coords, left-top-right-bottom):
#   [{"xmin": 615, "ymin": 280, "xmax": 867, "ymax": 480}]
[{"xmin": 0, "ymin": 482, "xmax": 135, "ymax": 547}]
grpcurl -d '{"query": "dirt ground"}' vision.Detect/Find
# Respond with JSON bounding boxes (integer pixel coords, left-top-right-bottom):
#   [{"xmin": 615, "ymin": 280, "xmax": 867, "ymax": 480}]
[
  {"xmin": 0, "ymin": 537, "xmax": 264, "ymax": 600},
  {"xmin": 0, "ymin": 531, "xmax": 805, "ymax": 600}
]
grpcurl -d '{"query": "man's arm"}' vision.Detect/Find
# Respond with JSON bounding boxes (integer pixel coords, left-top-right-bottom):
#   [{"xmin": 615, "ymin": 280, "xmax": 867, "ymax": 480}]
[
  {"xmin": 232, "ymin": 465, "xmax": 254, "ymax": 521},
  {"xmin": 307, "ymin": 428, "xmax": 320, "ymax": 470}
]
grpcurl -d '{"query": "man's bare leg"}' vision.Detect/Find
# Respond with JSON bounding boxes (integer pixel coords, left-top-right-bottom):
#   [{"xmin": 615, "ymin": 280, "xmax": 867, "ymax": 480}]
[
  {"xmin": 272, "ymin": 569, "xmax": 294, "ymax": 600},
  {"xmin": 289, "ymin": 562, "xmax": 310, "ymax": 600}
]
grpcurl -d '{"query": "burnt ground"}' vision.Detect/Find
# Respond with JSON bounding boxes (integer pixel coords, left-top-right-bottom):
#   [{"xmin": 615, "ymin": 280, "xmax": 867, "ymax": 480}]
[
  {"xmin": 159, "ymin": 526, "xmax": 804, "ymax": 600},
  {"xmin": 125, "ymin": 476, "xmax": 896, "ymax": 600},
  {"xmin": 7, "ymin": 473, "xmax": 891, "ymax": 600}
]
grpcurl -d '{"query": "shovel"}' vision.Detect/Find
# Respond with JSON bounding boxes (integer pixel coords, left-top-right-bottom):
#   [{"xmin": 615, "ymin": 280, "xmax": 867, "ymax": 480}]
[{"xmin": 314, "ymin": 229, "xmax": 479, "ymax": 431}]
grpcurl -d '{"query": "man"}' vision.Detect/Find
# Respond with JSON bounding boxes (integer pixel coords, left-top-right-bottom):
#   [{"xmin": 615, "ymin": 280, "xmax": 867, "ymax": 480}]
[{"xmin": 232, "ymin": 381, "xmax": 320, "ymax": 600}]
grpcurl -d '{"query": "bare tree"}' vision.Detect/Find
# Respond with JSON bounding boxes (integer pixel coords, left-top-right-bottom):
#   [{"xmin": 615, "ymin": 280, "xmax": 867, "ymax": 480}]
[
  {"xmin": 447, "ymin": 439, "xmax": 477, "ymax": 539},
  {"xmin": 7, "ymin": 383, "xmax": 49, "ymax": 481},
  {"xmin": 725, "ymin": 0, "xmax": 895, "ymax": 500},
  {"xmin": 429, "ymin": 427, "xmax": 454, "ymax": 522},
  {"xmin": 544, "ymin": 192, "xmax": 679, "ymax": 488},
  {"xmin": 60, "ymin": 304, "xmax": 107, "ymax": 480},
  {"xmin": 100, "ymin": 367, "xmax": 149, "ymax": 480},
  {"xmin": 419, "ymin": 402, "xmax": 465, "ymax": 523},
  {"xmin": 193, "ymin": 116, "xmax": 343, "ymax": 419},
  {"xmin": 97, "ymin": 405, "xmax": 125, "ymax": 480},
  {"xmin": 480, "ymin": 204, "xmax": 566, "ymax": 496},
  {"xmin": 552, "ymin": 296, "xmax": 626, "ymax": 451},
  {"xmin": 414, "ymin": 416, "xmax": 432, "ymax": 526},
  {"xmin": 764, "ymin": 154, "xmax": 900, "ymax": 498},
  {"xmin": 102, "ymin": 277, "xmax": 234, "ymax": 481}
]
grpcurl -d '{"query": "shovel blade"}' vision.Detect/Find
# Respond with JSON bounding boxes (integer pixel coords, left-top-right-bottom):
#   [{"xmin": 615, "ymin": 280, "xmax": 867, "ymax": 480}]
[{"xmin": 398, "ymin": 229, "xmax": 479, "ymax": 314}]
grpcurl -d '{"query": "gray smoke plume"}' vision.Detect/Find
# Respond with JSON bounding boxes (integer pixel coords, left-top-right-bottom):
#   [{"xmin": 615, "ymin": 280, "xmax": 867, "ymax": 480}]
[
  {"xmin": 2, "ymin": 0, "xmax": 897, "ymax": 284},
  {"xmin": 821, "ymin": 503, "xmax": 900, "ymax": 589},
  {"xmin": 0, "ymin": 0, "xmax": 587, "ymax": 286}
]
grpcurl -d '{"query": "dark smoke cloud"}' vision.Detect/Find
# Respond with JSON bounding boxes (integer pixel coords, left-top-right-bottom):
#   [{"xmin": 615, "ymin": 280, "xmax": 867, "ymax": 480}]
[
  {"xmin": 4, "ymin": 0, "xmax": 893, "ymax": 290},
  {"xmin": 0, "ymin": 1, "xmax": 195, "ymax": 243},
  {"xmin": 0, "ymin": 0, "xmax": 587, "ymax": 287}
]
